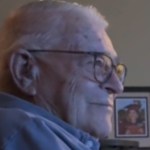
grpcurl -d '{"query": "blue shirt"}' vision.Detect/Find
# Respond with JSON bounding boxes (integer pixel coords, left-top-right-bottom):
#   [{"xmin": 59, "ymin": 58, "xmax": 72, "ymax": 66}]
[{"xmin": 0, "ymin": 93, "xmax": 100, "ymax": 150}]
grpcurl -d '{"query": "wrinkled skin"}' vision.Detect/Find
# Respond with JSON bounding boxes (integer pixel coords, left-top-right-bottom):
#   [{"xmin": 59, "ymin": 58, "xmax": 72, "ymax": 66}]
[{"xmin": 30, "ymin": 30, "xmax": 124, "ymax": 139}]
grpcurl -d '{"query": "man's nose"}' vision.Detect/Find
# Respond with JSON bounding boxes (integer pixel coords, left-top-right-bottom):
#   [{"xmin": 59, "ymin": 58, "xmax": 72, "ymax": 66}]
[{"xmin": 103, "ymin": 71, "xmax": 124, "ymax": 94}]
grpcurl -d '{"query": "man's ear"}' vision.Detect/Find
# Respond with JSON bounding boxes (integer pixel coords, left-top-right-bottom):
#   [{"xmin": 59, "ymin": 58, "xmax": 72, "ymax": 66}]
[{"xmin": 9, "ymin": 48, "xmax": 39, "ymax": 96}]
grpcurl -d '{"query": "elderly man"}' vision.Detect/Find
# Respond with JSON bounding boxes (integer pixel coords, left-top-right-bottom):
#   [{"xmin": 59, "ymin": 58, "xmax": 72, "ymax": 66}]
[{"xmin": 0, "ymin": 1, "xmax": 126, "ymax": 150}]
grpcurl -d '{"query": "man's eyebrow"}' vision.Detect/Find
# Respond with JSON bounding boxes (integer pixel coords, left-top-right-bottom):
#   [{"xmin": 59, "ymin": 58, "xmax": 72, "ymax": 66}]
[
  {"xmin": 104, "ymin": 53, "xmax": 120, "ymax": 66},
  {"xmin": 100, "ymin": 51, "xmax": 120, "ymax": 66}
]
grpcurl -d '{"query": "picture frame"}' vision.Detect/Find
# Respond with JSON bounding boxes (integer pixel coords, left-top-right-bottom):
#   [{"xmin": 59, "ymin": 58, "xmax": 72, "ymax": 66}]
[{"xmin": 114, "ymin": 87, "xmax": 150, "ymax": 138}]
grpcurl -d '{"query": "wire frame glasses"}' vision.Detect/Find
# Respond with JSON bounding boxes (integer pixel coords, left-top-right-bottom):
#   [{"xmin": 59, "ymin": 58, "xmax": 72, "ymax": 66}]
[{"xmin": 28, "ymin": 49, "xmax": 127, "ymax": 84}]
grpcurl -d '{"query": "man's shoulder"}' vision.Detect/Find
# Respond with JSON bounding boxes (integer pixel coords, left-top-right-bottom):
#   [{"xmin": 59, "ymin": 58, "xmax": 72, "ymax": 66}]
[
  {"xmin": 0, "ymin": 108, "xmax": 35, "ymax": 149},
  {"xmin": 0, "ymin": 108, "xmax": 84, "ymax": 150},
  {"xmin": 0, "ymin": 107, "xmax": 71, "ymax": 150},
  {"xmin": 0, "ymin": 108, "xmax": 33, "ymax": 138}
]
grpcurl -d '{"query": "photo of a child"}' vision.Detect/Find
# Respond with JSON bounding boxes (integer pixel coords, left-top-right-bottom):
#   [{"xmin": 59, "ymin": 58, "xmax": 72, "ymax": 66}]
[{"xmin": 115, "ymin": 97, "xmax": 148, "ymax": 137}]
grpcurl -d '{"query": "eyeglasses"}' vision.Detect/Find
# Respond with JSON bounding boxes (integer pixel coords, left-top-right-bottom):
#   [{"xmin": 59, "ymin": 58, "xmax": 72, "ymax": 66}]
[{"xmin": 28, "ymin": 49, "xmax": 127, "ymax": 84}]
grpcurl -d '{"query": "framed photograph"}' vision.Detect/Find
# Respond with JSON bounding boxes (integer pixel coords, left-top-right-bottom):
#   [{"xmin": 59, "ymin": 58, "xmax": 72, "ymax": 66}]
[{"xmin": 114, "ymin": 87, "xmax": 149, "ymax": 138}]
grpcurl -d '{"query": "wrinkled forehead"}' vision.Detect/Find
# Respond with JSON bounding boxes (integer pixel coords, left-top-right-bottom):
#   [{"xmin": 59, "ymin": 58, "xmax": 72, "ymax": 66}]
[
  {"xmin": 59, "ymin": 10, "xmax": 118, "ymax": 63},
  {"xmin": 70, "ymin": 25, "xmax": 118, "ymax": 65},
  {"xmin": 6, "ymin": 3, "xmax": 118, "ymax": 64}
]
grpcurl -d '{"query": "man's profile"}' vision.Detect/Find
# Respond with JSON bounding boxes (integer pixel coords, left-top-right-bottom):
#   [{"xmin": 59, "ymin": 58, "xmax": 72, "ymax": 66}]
[{"xmin": 0, "ymin": 1, "xmax": 126, "ymax": 149}]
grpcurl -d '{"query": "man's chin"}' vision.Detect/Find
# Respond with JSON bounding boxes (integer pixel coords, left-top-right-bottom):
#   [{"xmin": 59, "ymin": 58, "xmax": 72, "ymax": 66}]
[
  {"xmin": 98, "ymin": 128, "xmax": 111, "ymax": 139},
  {"xmin": 81, "ymin": 120, "xmax": 112, "ymax": 140},
  {"xmin": 89, "ymin": 117, "xmax": 112, "ymax": 139}
]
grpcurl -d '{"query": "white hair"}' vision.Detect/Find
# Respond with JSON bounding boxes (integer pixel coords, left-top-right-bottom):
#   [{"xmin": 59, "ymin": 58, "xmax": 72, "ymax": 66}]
[{"xmin": 0, "ymin": 0, "xmax": 108, "ymax": 51}]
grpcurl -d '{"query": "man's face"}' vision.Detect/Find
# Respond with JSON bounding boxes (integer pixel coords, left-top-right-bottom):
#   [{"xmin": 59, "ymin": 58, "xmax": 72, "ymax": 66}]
[{"xmin": 37, "ymin": 29, "xmax": 124, "ymax": 139}]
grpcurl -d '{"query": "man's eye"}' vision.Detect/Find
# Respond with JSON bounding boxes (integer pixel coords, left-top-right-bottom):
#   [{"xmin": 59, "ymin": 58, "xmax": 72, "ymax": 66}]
[
  {"xmin": 95, "ymin": 59, "xmax": 104, "ymax": 66},
  {"xmin": 86, "ymin": 61, "xmax": 94, "ymax": 65}
]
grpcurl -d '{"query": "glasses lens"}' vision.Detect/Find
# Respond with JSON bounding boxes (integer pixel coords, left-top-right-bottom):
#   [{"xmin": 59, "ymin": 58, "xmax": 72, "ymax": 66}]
[
  {"xmin": 116, "ymin": 64, "xmax": 126, "ymax": 83},
  {"xmin": 94, "ymin": 55, "xmax": 112, "ymax": 83}
]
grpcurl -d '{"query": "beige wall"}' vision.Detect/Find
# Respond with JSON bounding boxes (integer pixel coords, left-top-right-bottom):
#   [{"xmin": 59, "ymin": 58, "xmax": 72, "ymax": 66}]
[{"xmin": 0, "ymin": 0, "xmax": 150, "ymax": 147}]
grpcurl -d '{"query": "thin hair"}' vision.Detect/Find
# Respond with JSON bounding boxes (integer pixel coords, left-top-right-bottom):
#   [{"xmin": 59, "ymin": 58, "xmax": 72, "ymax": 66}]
[{"xmin": 0, "ymin": 0, "xmax": 108, "ymax": 52}]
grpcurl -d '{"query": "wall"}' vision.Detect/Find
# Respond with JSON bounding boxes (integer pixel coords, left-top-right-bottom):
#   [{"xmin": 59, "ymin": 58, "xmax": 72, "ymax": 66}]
[{"xmin": 0, "ymin": 0, "xmax": 150, "ymax": 147}]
